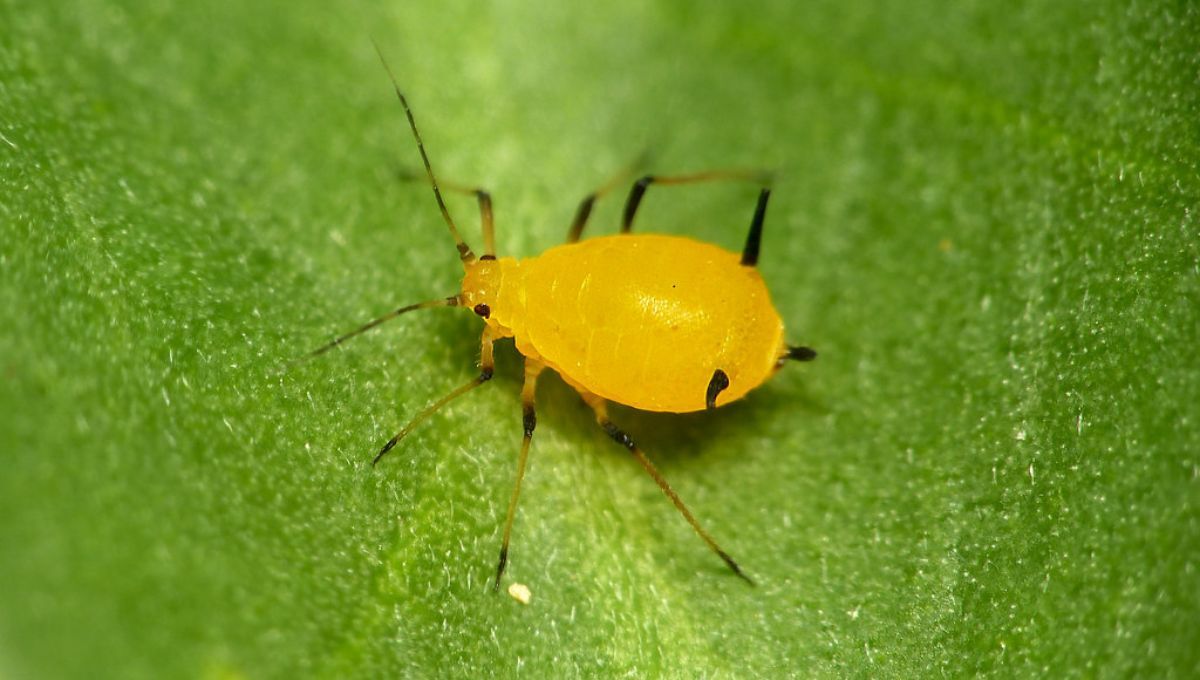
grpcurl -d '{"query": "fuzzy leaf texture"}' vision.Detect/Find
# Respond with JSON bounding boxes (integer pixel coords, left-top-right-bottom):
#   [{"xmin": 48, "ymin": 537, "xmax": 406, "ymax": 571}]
[{"xmin": 1, "ymin": 0, "xmax": 1196, "ymax": 677}]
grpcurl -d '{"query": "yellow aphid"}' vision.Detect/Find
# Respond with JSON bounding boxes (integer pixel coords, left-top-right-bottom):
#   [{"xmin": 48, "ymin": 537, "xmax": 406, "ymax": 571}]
[
  {"xmin": 462, "ymin": 233, "xmax": 786, "ymax": 413},
  {"xmin": 305, "ymin": 47, "xmax": 817, "ymax": 591}
]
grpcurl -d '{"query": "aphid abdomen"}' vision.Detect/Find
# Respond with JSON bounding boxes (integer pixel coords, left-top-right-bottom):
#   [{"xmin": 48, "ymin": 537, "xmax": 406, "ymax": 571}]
[{"xmin": 519, "ymin": 234, "xmax": 785, "ymax": 412}]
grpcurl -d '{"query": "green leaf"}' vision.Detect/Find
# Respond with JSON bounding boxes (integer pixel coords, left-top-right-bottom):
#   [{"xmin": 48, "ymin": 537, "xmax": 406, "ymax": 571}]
[{"xmin": 2, "ymin": 1, "xmax": 1196, "ymax": 677}]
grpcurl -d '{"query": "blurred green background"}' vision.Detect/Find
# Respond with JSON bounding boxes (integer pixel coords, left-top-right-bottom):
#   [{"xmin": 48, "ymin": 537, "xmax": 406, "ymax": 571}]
[{"xmin": 1, "ymin": 0, "xmax": 1197, "ymax": 677}]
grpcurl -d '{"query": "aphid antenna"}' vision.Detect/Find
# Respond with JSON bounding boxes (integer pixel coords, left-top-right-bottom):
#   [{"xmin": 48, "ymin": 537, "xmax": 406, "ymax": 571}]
[
  {"xmin": 372, "ymin": 39, "xmax": 477, "ymax": 265},
  {"xmin": 291, "ymin": 295, "xmax": 461, "ymax": 367}
]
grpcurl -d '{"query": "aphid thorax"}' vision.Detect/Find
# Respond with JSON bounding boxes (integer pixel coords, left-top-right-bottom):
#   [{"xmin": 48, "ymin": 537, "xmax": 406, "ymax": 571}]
[{"xmin": 459, "ymin": 256, "xmax": 522, "ymax": 339}]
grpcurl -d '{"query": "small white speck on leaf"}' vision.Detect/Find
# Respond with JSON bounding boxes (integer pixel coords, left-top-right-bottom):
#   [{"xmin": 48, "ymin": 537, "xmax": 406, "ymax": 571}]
[
  {"xmin": 507, "ymin": 582, "xmax": 531, "ymax": 605},
  {"xmin": 118, "ymin": 178, "xmax": 136, "ymax": 200}
]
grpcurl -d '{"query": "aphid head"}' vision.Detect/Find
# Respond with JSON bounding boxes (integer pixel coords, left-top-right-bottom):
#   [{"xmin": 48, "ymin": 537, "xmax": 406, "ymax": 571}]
[
  {"xmin": 459, "ymin": 257, "xmax": 500, "ymax": 308},
  {"xmin": 458, "ymin": 256, "xmax": 519, "ymax": 334}
]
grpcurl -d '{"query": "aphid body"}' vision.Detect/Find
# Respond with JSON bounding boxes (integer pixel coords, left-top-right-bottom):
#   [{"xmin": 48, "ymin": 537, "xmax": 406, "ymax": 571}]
[
  {"xmin": 306, "ymin": 47, "xmax": 817, "ymax": 591},
  {"xmin": 462, "ymin": 234, "xmax": 784, "ymax": 413}
]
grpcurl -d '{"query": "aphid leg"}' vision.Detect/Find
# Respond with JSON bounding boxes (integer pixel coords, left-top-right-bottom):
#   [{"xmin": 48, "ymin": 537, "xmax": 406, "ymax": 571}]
[
  {"xmin": 621, "ymin": 170, "xmax": 773, "ymax": 234},
  {"xmin": 397, "ymin": 170, "xmax": 496, "ymax": 258},
  {"xmin": 774, "ymin": 345, "xmax": 818, "ymax": 371},
  {"xmin": 494, "ymin": 358, "xmax": 546, "ymax": 591},
  {"xmin": 373, "ymin": 326, "xmax": 496, "ymax": 466},
  {"xmin": 566, "ymin": 153, "xmax": 649, "ymax": 243},
  {"xmin": 577, "ymin": 391, "xmax": 754, "ymax": 585},
  {"xmin": 785, "ymin": 345, "xmax": 817, "ymax": 362},
  {"xmin": 740, "ymin": 188, "xmax": 769, "ymax": 266}
]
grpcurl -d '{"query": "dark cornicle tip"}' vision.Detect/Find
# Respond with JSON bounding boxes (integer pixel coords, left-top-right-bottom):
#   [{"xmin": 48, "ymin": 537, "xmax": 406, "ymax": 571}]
[{"xmin": 705, "ymin": 369, "xmax": 730, "ymax": 409}]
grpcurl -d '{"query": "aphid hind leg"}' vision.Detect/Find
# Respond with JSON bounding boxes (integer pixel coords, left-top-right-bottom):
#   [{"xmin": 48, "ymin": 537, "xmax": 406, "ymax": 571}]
[
  {"xmin": 397, "ymin": 170, "xmax": 497, "ymax": 258},
  {"xmin": 577, "ymin": 391, "xmax": 754, "ymax": 585},
  {"xmin": 494, "ymin": 358, "xmax": 546, "ymax": 590},
  {"xmin": 373, "ymin": 326, "xmax": 496, "ymax": 466},
  {"xmin": 786, "ymin": 345, "xmax": 817, "ymax": 362},
  {"xmin": 621, "ymin": 170, "xmax": 773, "ymax": 234}
]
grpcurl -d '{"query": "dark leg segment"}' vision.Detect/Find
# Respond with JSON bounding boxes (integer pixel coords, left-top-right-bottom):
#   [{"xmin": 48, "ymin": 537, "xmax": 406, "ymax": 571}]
[
  {"xmin": 620, "ymin": 170, "xmax": 772, "ymax": 234},
  {"xmin": 398, "ymin": 169, "xmax": 497, "ymax": 258},
  {"xmin": 373, "ymin": 327, "xmax": 496, "ymax": 466},
  {"xmin": 578, "ymin": 392, "xmax": 754, "ymax": 584},
  {"xmin": 785, "ymin": 345, "xmax": 817, "ymax": 362},
  {"xmin": 565, "ymin": 156, "xmax": 647, "ymax": 243},
  {"xmin": 740, "ymin": 188, "xmax": 770, "ymax": 266},
  {"xmin": 566, "ymin": 194, "xmax": 598, "ymax": 244},
  {"xmin": 494, "ymin": 358, "xmax": 546, "ymax": 590}
]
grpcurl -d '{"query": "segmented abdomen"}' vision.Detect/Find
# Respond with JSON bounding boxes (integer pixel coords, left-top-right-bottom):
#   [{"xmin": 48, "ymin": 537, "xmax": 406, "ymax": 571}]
[{"xmin": 517, "ymin": 234, "xmax": 784, "ymax": 412}]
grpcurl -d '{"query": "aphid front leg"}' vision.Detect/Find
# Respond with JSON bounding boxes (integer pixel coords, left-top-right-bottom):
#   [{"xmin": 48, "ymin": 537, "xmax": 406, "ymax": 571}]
[
  {"xmin": 372, "ymin": 326, "xmax": 497, "ymax": 466},
  {"xmin": 494, "ymin": 358, "xmax": 546, "ymax": 590},
  {"xmin": 576, "ymin": 390, "xmax": 754, "ymax": 585},
  {"xmin": 396, "ymin": 170, "xmax": 497, "ymax": 258}
]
